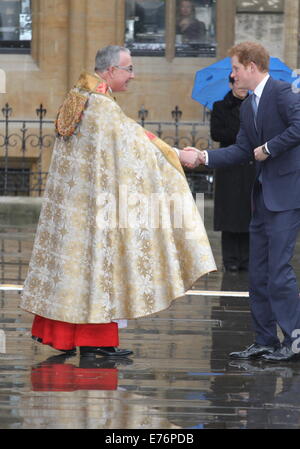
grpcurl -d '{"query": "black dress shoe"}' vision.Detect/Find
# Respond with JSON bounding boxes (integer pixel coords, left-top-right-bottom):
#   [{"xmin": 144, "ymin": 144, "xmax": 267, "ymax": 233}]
[
  {"xmin": 79, "ymin": 356, "xmax": 133, "ymax": 368},
  {"xmin": 261, "ymin": 345, "xmax": 300, "ymax": 363},
  {"xmin": 36, "ymin": 353, "xmax": 75, "ymax": 366},
  {"xmin": 80, "ymin": 346, "xmax": 133, "ymax": 357},
  {"xmin": 229, "ymin": 360, "xmax": 269, "ymax": 372},
  {"xmin": 57, "ymin": 348, "xmax": 77, "ymax": 355},
  {"xmin": 229, "ymin": 343, "xmax": 277, "ymax": 359}
]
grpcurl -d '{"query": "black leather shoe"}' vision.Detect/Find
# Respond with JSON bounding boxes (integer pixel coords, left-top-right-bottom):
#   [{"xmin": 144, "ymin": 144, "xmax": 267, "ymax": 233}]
[
  {"xmin": 80, "ymin": 346, "xmax": 133, "ymax": 357},
  {"xmin": 229, "ymin": 360, "xmax": 293, "ymax": 376},
  {"xmin": 228, "ymin": 360, "xmax": 266, "ymax": 372},
  {"xmin": 79, "ymin": 356, "xmax": 133, "ymax": 368},
  {"xmin": 229, "ymin": 343, "xmax": 277, "ymax": 359},
  {"xmin": 57, "ymin": 348, "xmax": 77, "ymax": 355},
  {"xmin": 36, "ymin": 354, "xmax": 75, "ymax": 366},
  {"xmin": 261, "ymin": 345, "xmax": 300, "ymax": 363}
]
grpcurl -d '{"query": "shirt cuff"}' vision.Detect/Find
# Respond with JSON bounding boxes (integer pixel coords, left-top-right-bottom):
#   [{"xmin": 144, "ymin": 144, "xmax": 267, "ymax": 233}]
[
  {"xmin": 264, "ymin": 142, "xmax": 270, "ymax": 154},
  {"xmin": 203, "ymin": 150, "xmax": 209, "ymax": 165}
]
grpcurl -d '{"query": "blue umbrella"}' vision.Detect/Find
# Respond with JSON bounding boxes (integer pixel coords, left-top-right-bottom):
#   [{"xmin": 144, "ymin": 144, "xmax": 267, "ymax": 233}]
[{"xmin": 192, "ymin": 56, "xmax": 295, "ymax": 110}]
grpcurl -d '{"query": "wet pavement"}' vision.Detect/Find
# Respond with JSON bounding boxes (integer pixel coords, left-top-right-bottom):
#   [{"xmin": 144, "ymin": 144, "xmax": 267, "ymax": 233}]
[{"xmin": 1, "ymin": 200, "xmax": 300, "ymax": 429}]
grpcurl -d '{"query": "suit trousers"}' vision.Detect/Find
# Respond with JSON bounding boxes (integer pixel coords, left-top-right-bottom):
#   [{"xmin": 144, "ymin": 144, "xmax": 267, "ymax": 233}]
[{"xmin": 249, "ymin": 182, "xmax": 300, "ymax": 347}]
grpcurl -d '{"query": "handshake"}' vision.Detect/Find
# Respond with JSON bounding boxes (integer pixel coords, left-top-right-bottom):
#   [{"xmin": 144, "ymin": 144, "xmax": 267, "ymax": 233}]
[{"xmin": 179, "ymin": 147, "xmax": 206, "ymax": 169}]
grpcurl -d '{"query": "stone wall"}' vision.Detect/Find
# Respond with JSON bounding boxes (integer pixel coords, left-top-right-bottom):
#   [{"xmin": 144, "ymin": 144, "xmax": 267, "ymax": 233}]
[
  {"xmin": 1, "ymin": 0, "xmax": 216, "ymax": 123},
  {"xmin": 0, "ymin": 0, "xmax": 299, "ymax": 175}
]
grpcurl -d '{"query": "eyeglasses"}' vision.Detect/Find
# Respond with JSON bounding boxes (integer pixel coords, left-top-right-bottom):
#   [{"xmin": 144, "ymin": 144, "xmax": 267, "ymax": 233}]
[{"xmin": 114, "ymin": 65, "xmax": 134, "ymax": 73}]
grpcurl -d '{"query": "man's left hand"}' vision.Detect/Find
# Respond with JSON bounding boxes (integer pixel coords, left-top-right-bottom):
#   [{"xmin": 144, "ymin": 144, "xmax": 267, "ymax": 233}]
[{"xmin": 254, "ymin": 145, "xmax": 269, "ymax": 161}]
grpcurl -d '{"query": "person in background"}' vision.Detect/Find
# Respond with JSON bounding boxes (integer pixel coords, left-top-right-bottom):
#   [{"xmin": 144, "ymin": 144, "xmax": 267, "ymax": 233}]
[
  {"xmin": 176, "ymin": 0, "xmax": 206, "ymax": 42},
  {"xmin": 210, "ymin": 75, "xmax": 255, "ymax": 272}
]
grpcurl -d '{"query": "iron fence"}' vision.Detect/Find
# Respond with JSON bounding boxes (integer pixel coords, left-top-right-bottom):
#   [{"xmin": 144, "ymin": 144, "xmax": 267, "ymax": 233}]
[
  {"xmin": 0, "ymin": 104, "xmax": 55, "ymax": 196},
  {"xmin": 0, "ymin": 103, "xmax": 214, "ymax": 196}
]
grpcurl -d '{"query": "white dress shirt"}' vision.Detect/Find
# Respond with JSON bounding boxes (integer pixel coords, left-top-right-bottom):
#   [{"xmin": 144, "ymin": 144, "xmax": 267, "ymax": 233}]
[{"xmin": 254, "ymin": 73, "xmax": 270, "ymax": 103}]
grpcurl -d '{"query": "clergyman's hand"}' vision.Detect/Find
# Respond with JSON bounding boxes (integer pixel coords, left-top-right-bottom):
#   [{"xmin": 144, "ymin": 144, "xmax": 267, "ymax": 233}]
[
  {"xmin": 179, "ymin": 149, "xmax": 199, "ymax": 169},
  {"xmin": 183, "ymin": 147, "xmax": 206, "ymax": 165}
]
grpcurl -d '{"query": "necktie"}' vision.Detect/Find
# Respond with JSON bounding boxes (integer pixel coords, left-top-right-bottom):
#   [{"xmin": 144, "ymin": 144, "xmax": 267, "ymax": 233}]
[
  {"xmin": 251, "ymin": 93, "xmax": 258, "ymax": 129},
  {"xmin": 251, "ymin": 93, "xmax": 263, "ymax": 182}
]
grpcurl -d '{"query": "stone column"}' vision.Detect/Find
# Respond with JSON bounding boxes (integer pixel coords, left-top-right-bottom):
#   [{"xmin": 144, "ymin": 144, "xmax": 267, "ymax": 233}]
[
  {"xmin": 284, "ymin": 0, "xmax": 299, "ymax": 69},
  {"xmin": 216, "ymin": 0, "xmax": 235, "ymax": 59},
  {"xmin": 67, "ymin": 0, "xmax": 88, "ymax": 89},
  {"xmin": 83, "ymin": 0, "xmax": 125, "ymax": 72},
  {"xmin": 31, "ymin": 0, "xmax": 41, "ymax": 64},
  {"xmin": 165, "ymin": 0, "xmax": 176, "ymax": 62}
]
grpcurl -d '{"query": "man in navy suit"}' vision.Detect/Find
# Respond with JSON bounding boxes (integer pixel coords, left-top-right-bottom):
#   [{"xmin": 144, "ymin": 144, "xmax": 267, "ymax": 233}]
[{"xmin": 189, "ymin": 41, "xmax": 300, "ymax": 362}]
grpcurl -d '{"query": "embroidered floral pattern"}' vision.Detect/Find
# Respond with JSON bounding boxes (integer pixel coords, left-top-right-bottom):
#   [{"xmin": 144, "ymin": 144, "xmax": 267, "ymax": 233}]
[
  {"xmin": 21, "ymin": 83, "xmax": 216, "ymax": 324},
  {"xmin": 55, "ymin": 91, "xmax": 88, "ymax": 137}
]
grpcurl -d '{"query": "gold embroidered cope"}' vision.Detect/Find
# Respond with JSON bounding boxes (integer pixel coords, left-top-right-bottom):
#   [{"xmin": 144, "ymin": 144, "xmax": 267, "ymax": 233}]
[{"xmin": 20, "ymin": 73, "xmax": 216, "ymax": 324}]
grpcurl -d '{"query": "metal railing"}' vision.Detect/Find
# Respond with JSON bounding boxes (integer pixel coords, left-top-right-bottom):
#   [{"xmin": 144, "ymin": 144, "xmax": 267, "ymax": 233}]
[
  {"xmin": 0, "ymin": 103, "xmax": 214, "ymax": 196},
  {"xmin": 0, "ymin": 104, "xmax": 55, "ymax": 196}
]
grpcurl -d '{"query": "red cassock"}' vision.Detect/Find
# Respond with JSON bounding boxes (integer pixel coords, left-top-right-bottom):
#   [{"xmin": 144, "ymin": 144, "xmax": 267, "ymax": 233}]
[
  {"xmin": 31, "ymin": 362, "xmax": 118, "ymax": 391},
  {"xmin": 32, "ymin": 315, "xmax": 119, "ymax": 350}
]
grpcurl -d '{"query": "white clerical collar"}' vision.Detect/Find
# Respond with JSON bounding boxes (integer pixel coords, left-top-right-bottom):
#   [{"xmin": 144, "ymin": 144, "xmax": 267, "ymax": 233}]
[{"xmin": 254, "ymin": 74, "xmax": 270, "ymax": 100}]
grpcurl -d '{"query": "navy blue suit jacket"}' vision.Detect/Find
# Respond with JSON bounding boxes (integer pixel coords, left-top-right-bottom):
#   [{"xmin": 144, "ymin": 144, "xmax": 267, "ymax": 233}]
[{"xmin": 208, "ymin": 77, "xmax": 300, "ymax": 211}]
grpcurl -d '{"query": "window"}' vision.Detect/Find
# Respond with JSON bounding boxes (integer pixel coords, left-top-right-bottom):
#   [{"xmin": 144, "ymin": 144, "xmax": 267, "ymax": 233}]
[
  {"xmin": 0, "ymin": 0, "xmax": 32, "ymax": 54},
  {"xmin": 125, "ymin": 0, "xmax": 166, "ymax": 56},
  {"xmin": 0, "ymin": 168, "xmax": 30, "ymax": 196},
  {"xmin": 175, "ymin": 0, "xmax": 216, "ymax": 57},
  {"xmin": 236, "ymin": 0, "xmax": 284, "ymax": 59},
  {"xmin": 125, "ymin": 0, "xmax": 216, "ymax": 58}
]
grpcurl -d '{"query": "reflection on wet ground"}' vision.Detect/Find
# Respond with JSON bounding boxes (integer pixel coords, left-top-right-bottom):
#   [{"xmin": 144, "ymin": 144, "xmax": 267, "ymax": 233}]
[{"xmin": 1, "ymin": 200, "xmax": 300, "ymax": 429}]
